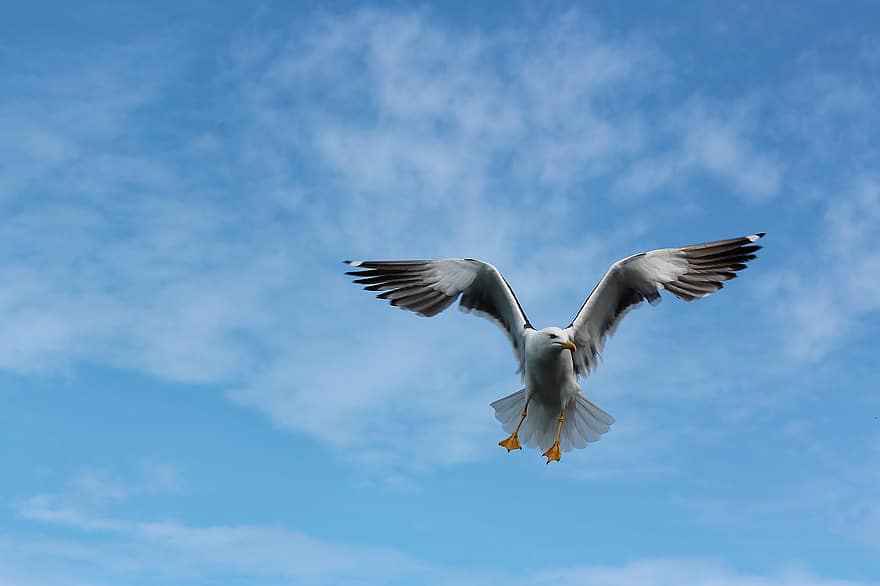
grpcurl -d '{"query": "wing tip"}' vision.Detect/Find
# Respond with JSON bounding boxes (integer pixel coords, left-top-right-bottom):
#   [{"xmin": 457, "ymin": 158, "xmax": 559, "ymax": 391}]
[
  {"xmin": 747, "ymin": 232, "xmax": 766, "ymax": 242},
  {"xmin": 343, "ymin": 260, "xmax": 363, "ymax": 267}
]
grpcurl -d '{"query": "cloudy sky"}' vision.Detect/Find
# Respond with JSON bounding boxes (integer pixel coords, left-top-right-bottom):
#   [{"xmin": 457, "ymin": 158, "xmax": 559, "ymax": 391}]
[{"xmin": 2, "ymin": 1, "xmax": 880, "ymax": 584}]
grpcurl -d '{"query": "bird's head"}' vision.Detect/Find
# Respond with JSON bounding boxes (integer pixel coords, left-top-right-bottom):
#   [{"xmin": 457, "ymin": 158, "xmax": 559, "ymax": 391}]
[{"xmin": 539, "ymin": 327, "xmax": 577, "ymax": 353}]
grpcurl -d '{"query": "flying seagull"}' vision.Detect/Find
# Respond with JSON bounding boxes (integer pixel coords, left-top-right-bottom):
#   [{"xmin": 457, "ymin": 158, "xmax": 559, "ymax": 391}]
[{"xmin": 345, "ymin": 233, "xmax": 764, "ymax": 463}]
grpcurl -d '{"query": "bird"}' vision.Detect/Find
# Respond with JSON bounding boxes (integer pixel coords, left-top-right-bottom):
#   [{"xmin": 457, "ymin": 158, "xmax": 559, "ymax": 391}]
[{"xmin": 344, "ymin": 233, "xmax": 764, "ymax": 463}]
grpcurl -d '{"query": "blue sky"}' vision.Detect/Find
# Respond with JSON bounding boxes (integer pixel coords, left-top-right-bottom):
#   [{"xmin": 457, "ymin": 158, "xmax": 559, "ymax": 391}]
[{"xmin": 2, "ymin": 1, "xmax": 880, "ymax": 584}]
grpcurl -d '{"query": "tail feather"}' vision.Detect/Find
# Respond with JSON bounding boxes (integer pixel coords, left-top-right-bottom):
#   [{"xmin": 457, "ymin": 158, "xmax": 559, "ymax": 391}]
[
  {"xmin": 572, "ymin": 406, "xmax": 601, "ymax": 443},
  {"xmin": 562, "ymin": 414, "xmax": 583, "ymax": 450},
  {"xmin": 490, "ymin": 390, "xmax": 615, "ymax": 452},
  {"xmin": 575, "ymin": 396, "xmax": 612, "ymax": 437},
  {"xmin": 577, "ymin": 394, "xmax": 615, "ymax": 427},
  {"xmin": 490, "ymin": 389, "xmax": 527, "ymax": 434}
]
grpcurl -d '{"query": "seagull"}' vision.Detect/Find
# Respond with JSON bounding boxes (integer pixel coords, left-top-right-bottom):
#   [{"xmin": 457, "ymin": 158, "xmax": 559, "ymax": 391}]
[{"xmin": 345, "ymin": 233, "xmax": 764, "ymax": 463}]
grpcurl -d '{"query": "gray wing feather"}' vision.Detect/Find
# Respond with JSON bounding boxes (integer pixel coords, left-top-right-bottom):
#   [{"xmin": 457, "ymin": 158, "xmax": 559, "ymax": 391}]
[
  {"xmin": 345, "ymin": 258, "xmax": 533, "ymax": 371},
  {"xmin": 564, "ymin": 233, "xmax": 764, "ymax": 376}
]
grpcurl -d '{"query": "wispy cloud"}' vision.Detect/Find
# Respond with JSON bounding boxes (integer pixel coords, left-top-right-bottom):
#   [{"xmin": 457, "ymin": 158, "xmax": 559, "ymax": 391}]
[
  {"xmin": 0, "ymin": 6, "xmax": 873, "ymax": 481},
  {"xmin": 672, "ymin": 418, "xmax": 880, "ymax": 556},
  {"xmin": 9, "ymin": 471, "xmax": 878, "ymax": 586},
  {"xmin": 8, "ymin": 464, "xmax": 422, "ymax": 584},
  {"xmin": 69, "ymin": 470, "xmax": 129, "ymax": 504},
  {"xmin": 11, "ymin": 504, "xmax": 421, "ymax": 585},
  {"xmin": 7, "ymin": 511, "xmax": 877, "ymax": 586},
  {"xmin": 517, "ymin": 559, "xmax": 876, "ymax": 586},
  {"xmin": 14, "ymin": 462, "xmax": 183, "ymax": 532},
  {"xmin": 764, "ymin": 172, "xmax": 880, "ymax": 364},
  {"xmin": 219, "ymin": 8, "xmax": 788, "ymax": 473},
  {"xmin": 617, "ymin": 96, "xmax": 780, "ymax": 201}
]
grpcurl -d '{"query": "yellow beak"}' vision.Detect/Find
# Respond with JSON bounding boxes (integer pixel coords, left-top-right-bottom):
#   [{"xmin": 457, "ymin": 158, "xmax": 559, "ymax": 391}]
[{"xmin": 560, "ymin": 340, "xmax": 577, "ymax": 352}]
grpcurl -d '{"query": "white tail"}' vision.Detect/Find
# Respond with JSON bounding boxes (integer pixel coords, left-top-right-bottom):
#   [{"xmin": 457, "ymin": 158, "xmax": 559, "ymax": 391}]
[{"xmin": 490, "ymin": 390, "xmax": 615, "ymax": 452}]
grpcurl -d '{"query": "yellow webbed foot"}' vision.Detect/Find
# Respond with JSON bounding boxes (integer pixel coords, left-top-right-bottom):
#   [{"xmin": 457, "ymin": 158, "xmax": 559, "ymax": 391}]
[
  {"xmin": 499, "ymin": 434, "xmax": 521, "ymax": 452},
  {"xmin": 543, "ymin": 442, "xmax": 561, "ymax": 463}
]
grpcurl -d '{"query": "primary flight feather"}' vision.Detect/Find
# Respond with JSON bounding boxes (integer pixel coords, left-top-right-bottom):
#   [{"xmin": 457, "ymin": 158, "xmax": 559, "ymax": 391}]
[{"xmin": 345, "ymin": 233, "xmax": 764, "ymax": 463}]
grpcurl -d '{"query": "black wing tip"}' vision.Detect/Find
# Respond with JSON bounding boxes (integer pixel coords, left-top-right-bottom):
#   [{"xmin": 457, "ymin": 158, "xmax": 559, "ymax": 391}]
[{"xmin": 749, "ymin": 232, "xmax": 766, "ymax": 241}]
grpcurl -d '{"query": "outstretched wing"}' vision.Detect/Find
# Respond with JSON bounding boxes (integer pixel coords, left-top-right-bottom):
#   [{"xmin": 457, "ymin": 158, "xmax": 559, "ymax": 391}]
[
  {"xmin": 344, "ymin": 258, "xmax": 533, "ymax": 371},
  {"xmin": 565, "ymin": 233, "xmax": 764, "ymax": 376}
]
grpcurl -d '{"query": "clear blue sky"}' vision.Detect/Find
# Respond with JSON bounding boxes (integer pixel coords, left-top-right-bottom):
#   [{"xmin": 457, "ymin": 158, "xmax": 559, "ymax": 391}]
[{"xmin": 2, "ymin": 2, "xmax": 879, "ymax": 585}]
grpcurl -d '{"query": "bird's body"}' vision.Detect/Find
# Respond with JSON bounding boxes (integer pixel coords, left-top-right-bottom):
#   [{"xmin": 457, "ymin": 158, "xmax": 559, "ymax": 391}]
[
  {"xmin": 492, "ymin": 327, "xmax": 614, "ymax": 459},
  {"xmin": 525, "ymin": 328, "xmax": 580, "ymax": 409},
  {"xmin": 345, "ymin": 233, "xmax": 764, "ymax": 462}
]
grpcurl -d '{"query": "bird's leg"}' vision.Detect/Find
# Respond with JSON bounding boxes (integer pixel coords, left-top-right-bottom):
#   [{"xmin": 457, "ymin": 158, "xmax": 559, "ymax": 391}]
[
  {"xmin": 498, "ymin": 397, "xmax": 532, "ymax": 452},
  {"xmin": 543, "ymin": 409, "xmax": 565, "ymax": 463}
]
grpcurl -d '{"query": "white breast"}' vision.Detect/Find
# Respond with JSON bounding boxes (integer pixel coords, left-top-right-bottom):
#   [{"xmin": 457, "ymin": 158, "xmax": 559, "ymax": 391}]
[{"xmin": 524, "ymin": 332, "xmax": 580, "ymax": 407}]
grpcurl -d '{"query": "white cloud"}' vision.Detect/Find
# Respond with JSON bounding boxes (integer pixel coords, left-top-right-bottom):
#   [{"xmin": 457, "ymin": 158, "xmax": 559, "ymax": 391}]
[
  {"xmin": 11, "ymin": 484, "xmax": 422, "ymax": 585},
  {"xmin": 18, "ymin": 463, "xmax": 183, "ymax": 524},
  {"xmin": 617, "ymin": 97, "xmax": 780, "ymax": 200},
  {"xmin": 0, "ymin": 7, "xmax": 860, "ymax": 478},
  {"xmin": 766, "ymin": 175, "xmax": 880, "ymax": 362},
  {"xmin": 0, "ymin": 40, "xmax": 173, "ymax": 197},
  {"xmin": 70, "ymin": 470, "xmax": 129, "ymax": 504},
  {"xmin": 217, "ymin": 8, "xmax": 787, "ymax": 473},
  {"xmin": 16, "ymin": 494, "xmax": 125, "ymax": 533},
  {"xmin": 675, "ymin": 99, "xmax": 781, "ymax": 201},
  {"xmin": 518, "ymin": 559, "xmax": 875, "ymax": 586},
  {"xmin": 136, "ymin": 460, "xmax": 183, "ymax": 494},
  {"xmin": 26, "ymin": 435, "xmax": 866, "ymax": 586},
  {"xmin": 671, "ymin": 422, "xmax": 880, "ymax": 556},
  {"xmin": 0, "ymin": 9, "xmax": 671, "ymax": 475},
  {"xmin": 9, "ymin": 468, "xmax": 878, "ymax": 586},
  {"xmin": 742, "ymin": 46, "xmax": 880, "ymax": 365},
  {"xmin": 7, "ymin": 494, "xmax": 878, "ymax": 586}
]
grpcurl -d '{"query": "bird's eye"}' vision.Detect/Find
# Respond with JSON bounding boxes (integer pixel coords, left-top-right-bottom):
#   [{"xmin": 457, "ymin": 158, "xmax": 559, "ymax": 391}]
[{"xmin": 549, "ymin": 333, "xmax": 557, "ymax": 339}]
